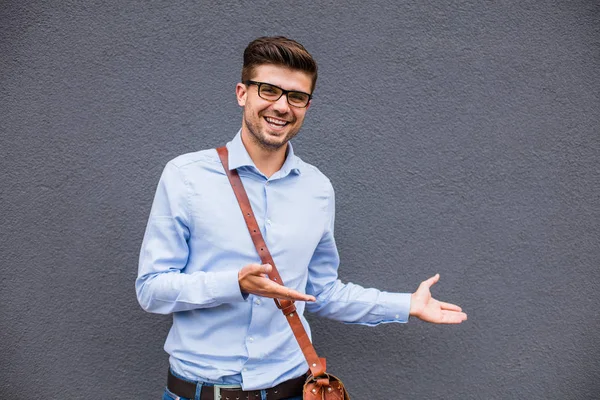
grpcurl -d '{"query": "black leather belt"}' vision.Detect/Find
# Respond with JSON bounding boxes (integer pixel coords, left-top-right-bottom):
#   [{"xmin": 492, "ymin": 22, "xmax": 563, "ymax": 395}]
[{"xmin": 167, "ymin": 369, "xmax": 306, "ymax": 400}]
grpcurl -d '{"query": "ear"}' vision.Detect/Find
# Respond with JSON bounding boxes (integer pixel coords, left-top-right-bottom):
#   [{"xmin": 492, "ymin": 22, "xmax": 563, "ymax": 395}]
[{"xmin": 236, "ymin": 82, "xmax": 248, "ymax": 106}]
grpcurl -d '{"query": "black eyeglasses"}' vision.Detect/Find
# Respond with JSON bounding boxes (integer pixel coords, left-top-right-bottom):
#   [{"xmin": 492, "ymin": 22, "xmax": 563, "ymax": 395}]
[{"xmin": 244, "ymin": 80, "xmax": 312, "ymax": 108}]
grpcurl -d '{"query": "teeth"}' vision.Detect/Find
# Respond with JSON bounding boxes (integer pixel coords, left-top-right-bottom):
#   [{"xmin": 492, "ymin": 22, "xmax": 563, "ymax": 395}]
[{"xmin": 265, "ymin": 117, "xmax": 287, "ymax": 126}]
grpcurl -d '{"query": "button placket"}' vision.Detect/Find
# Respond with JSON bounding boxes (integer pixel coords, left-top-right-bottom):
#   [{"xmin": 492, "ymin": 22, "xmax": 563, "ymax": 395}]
[{"xmin": 263, "ymin": 180, "xmax": 272, "ymax": 235}]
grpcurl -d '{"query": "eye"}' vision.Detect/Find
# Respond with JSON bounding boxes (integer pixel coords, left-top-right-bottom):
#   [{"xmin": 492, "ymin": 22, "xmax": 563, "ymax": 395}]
[
  {"xmin": 260, "ymin": 84, "xmax": 280, "ymax": 96},
  {"xmin": 288, "ymin": 92, "xmax": 309, "ymax": 105}
]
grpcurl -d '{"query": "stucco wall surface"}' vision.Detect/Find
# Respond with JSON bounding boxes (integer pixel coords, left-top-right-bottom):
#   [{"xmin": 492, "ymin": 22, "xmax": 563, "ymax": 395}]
[{"xmin": 1, "ymin": 1, "xmax": 599, "ymax": 399}]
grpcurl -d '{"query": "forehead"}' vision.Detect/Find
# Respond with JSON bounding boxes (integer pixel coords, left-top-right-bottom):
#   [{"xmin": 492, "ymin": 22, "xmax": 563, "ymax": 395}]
[{"xmin": 251, "ymin": 64, "xmax": 313, "ymax": 93}]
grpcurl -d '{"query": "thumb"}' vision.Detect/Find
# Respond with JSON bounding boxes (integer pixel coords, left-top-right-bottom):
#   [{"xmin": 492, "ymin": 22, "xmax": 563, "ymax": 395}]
[
  {"xmin": 421, "ymin": 273, "xmax": 440, "ymax": 289},
  {"xmin": 245, "ymin": 263, "xmax": 269, "ymax": 276},
  {"xmin": 261, "ymin": 263, "xmax": 272, "ymax": 274}
]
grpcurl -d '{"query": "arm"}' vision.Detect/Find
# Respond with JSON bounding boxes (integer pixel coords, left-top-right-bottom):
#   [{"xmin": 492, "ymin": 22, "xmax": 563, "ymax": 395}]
[
  {"xmin": 135, "ymin": 162, "xmax": 245, "ymax": 314},
  {"xmin": 305, "ymin": 183, "xmax": 467, "ymax": 325},
  {"xmin": 304, "ymin": 183, "xmax": 412, "ymax": 325}
]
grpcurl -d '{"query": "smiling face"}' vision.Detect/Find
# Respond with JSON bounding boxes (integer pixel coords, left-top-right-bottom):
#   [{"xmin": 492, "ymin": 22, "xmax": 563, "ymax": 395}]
[{"xmin": 236, "ymin": 64, "xmax": 312, "ymax": 152}]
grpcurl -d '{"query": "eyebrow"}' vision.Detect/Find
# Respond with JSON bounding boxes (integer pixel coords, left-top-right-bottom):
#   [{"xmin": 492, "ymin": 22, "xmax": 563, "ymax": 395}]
[{"xmin": 252, "ymin": 81, "xmax": 311, "ymax": 95}]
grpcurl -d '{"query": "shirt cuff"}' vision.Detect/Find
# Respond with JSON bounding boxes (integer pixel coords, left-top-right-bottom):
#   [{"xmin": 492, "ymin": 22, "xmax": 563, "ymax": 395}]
[
  {"xmin": 206, "ymin": 269, "xmax": 246, "ymax": 304},
  {"xmin": 378, "ymin": 292, "xmax": 411, "ymax": 323}
]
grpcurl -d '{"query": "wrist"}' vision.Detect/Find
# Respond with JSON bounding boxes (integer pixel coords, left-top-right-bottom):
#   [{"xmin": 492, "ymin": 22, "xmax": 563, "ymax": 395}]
[{"xmin": 409, "ymin": 292, "xmax": 418, "ymax": 317}]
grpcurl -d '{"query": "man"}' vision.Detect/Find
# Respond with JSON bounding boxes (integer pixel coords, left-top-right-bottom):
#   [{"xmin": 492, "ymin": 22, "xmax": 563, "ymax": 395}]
[{"xmin": 137, "ymin": 36, "xmax": 467, "ymax": 400}]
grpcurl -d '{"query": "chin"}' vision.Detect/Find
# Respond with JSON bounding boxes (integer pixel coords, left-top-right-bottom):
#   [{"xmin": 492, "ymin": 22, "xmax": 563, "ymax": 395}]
[
  {"xmin": 259, "ymin": 128, "xmax": 290, "ymax": 145},
  {"xmin": 260, "ymin": 137, "xmax": 288, "ymax": 150}
]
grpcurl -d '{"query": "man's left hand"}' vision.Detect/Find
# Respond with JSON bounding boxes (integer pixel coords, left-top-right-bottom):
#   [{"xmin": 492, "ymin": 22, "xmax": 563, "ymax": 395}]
[{"xmin": 409, "ymin": 274, "xmax": 467, "ymax": 324}]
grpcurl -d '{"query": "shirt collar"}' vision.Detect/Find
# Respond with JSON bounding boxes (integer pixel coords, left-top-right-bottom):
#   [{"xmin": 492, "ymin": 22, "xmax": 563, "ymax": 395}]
[{"xmin": 225, "ymin": 129, "xmax": 302, "ymax": 177}]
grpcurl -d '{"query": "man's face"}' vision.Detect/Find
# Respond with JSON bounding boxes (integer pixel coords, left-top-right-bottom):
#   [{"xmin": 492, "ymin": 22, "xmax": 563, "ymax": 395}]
[{"xmin": 236, "ymin": 64, "xmax": 313, "ymax": 151}]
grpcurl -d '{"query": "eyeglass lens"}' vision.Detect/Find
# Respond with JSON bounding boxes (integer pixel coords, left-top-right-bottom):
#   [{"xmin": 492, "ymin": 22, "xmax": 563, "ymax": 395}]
[{"xmin": 258, "ymin": 83, "xmax": 310, "ymax": 107}]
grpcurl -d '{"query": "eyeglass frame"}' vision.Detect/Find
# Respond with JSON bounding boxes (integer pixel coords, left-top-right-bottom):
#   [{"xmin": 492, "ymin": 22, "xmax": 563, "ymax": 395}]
[{"xmin": 243, "ymin": 80, "xmax": 312, "ymax": 108}]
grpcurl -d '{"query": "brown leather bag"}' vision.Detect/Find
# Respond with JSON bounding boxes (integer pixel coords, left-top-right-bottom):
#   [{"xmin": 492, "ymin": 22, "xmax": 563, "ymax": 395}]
[
  {"xmin": 303, "ymin": 372, "xmax": 349, "ymax": 400},
  {"xmin": 217, "ymin": 146, "xmax": 350, "ymax": 400}
]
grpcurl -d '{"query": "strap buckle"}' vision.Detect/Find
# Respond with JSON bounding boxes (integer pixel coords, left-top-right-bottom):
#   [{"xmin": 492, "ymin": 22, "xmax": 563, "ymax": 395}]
[
  {"xmin": 274, "ymin": 298, "xmax": 294, "ymax": 311},
  {"xmin": 213, "ymin": 384, "xmax": 243, "ymax": 400}
]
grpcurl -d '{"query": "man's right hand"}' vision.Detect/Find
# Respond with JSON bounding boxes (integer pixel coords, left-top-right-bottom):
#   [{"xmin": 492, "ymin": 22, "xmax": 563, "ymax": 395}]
[{"xmin": 238, "ymin": 263, "xmax": 316, "ymax": 302}]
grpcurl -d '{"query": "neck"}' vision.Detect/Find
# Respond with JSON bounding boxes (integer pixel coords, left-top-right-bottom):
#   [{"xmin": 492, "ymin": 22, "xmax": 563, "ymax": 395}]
[{"xmin": 240, "ymin": 129, "xmax": 287, "ymax": 178}]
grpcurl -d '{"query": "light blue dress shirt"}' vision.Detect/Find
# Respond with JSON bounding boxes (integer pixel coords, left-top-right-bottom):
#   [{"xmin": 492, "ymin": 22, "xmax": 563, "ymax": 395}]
[{"xmin": 136, "ymin": 131, "xmax": 411, "ymax": 390}]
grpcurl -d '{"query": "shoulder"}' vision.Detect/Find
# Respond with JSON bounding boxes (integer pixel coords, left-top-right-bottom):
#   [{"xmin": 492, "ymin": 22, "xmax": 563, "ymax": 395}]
[
  {"xmin": 295, "ymin": 156, "xmax": 335, "ymax": 196},
  {"xmin": 158, "ymin": 148, "xmax": 223, "ymax": 187},
  {"xmin": 167, "ymin": 148, "xmax": 220, "ymax": 170}
]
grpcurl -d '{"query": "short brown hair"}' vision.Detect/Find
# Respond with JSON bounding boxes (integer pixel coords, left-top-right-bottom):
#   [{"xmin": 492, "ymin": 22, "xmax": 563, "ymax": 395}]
[{"xmin": 241, "ymin": 36, "xmax": 318, "ymax": 92}]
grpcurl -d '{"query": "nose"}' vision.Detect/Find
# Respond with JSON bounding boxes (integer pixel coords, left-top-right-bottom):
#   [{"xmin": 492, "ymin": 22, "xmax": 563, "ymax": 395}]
[{"xmin": 272, "ymin": 94, "xmax": 291, "ymax": 114}]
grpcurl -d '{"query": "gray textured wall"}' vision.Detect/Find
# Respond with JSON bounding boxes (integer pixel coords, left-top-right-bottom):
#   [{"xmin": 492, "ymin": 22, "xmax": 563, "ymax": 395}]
[{"xmin": 1, "ymin": 1, "xmax": 599, "ymax": 399}]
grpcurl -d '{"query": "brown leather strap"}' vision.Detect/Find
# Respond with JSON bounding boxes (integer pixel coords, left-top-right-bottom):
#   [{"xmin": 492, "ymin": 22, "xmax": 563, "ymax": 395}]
[
  {"xmin": 168, "ymin": 369, "xmax": 306, "ymax": 400},
  {"xmin": 216, "ymin": 146, "xmax": 326, "ymax": 379}
]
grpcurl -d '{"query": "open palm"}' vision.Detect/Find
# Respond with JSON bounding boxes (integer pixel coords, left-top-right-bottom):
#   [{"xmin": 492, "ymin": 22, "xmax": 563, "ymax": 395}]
[{"xmin": 410, "ymin": 274, "xmax": 467, "ymax": 324}]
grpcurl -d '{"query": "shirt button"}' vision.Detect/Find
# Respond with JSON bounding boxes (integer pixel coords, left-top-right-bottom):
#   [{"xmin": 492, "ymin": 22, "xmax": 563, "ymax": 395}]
[
  {"xmin": 254, "ymin": 299, "xmax": 261, "ymax": 305},
  {"xmin": 265, "ymin": 181, "xmax": 270, "ymax": 186},
  {"xmin": 243, "ymin": 368, "xmax": 248, "ymax": 372},
  {"xmin": 395, "ymin": 314, "xmax": 400, "ymax": 319},
  {"xmin": 266, "ymin": 219, "xmax": 272, "ymax": 225},
  {"xmin": 248, "ymin": 337, "xmax": 254, "ymax": 343}
]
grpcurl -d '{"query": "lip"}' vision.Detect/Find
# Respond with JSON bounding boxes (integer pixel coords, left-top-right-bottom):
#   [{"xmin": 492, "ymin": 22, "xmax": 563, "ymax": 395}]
[
  {"xmin": 264, "ymin": 116, "xmax": 290, "ymax": 124},
  {"xmin": 263, "ymin": 116, "xmax": 291, "ymax": 131}
]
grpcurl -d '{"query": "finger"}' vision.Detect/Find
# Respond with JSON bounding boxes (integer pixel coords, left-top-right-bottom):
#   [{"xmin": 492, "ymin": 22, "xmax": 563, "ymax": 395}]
[
  {"xmin": 420, "ymin": 273, "xmax": 440, "ymax": 289},
  {"xmin": 261, "ymin": 263, "xmax": 272, "ymax": 274},
  {"xmin": 279, "ymin": 286, "xmax": 316, "ymax": 302},
  {"xmin": 263, "ymin": 283, "xmax": 316, "ymax": 302},
  {"xmin": 439, "ymin": 301, "xmax": 462, "ymax": 312},
  {"xmin": 246, "ymin": 263, "xmax": 272, "ymax": 278},
  {"xmin": 258, "ymin": 263, "xmax": 273, "ymax": 278},
  {"xmin": 293, "ymin": 290, "xmax": 316, "ymax": 302},
  {"xmin": 243, "ymin": 263, "xmax": 266, "ymax": 276},
  {"xmin": 440, "ymin": 310, "xmax": 468, "ymax": 324}
]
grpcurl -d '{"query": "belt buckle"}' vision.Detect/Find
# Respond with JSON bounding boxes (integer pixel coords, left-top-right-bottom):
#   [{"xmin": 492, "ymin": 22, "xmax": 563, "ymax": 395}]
[{"xmin": 213, "ymin": 383, "xmax": 243, "ymax": 400}]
